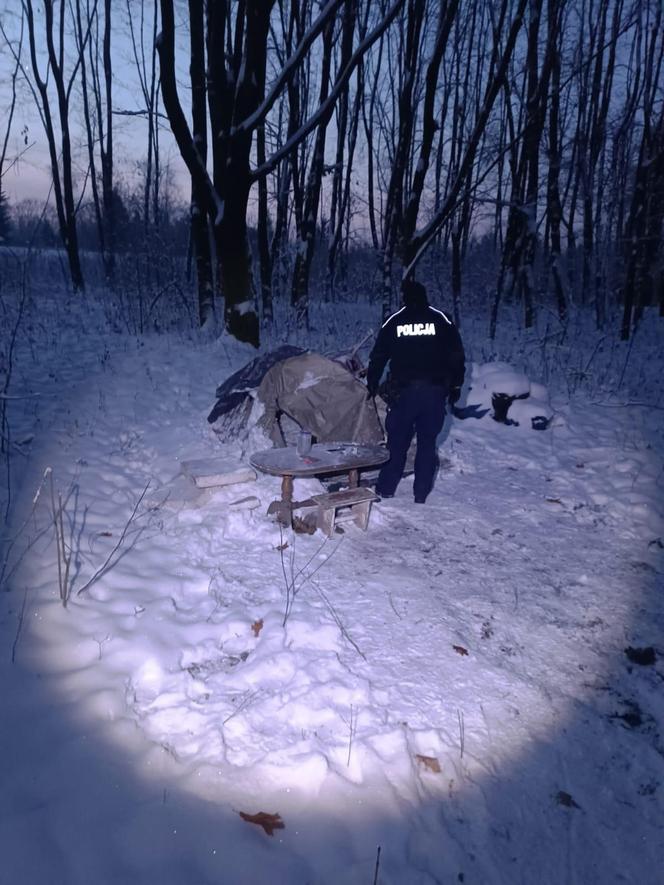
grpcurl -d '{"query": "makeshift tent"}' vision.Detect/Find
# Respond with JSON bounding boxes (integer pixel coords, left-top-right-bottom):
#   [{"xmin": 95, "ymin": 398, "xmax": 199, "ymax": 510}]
[
  {"xmin": 207, "ymin": 345, "xmax": 305, "ymax": 440},
  {"xmin": 256, "ymin": 352, "xmax": 384, "ymax": 446},
  {"xmin": 207, "ymin": 348, "xmax": 384, "ymax": 446}
]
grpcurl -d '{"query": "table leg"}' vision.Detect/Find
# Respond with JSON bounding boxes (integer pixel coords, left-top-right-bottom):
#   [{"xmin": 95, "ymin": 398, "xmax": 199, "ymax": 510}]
[
  {"xmin": 282, "ymin": 474, "xmax": 294, "ymax": 505},
  {"xmin": 280, "ymin": 474, "xmax": 294, "ymax": 525},
  {"xmin": 348, "ymin": 468, "xmax": 359, "ymax": 488}
]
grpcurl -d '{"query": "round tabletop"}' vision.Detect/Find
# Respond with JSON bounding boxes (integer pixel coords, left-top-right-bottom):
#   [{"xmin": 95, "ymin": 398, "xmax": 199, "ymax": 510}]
[{"xmin": 250, "ymin": 442, "xmax": 389, "ymax": 478}]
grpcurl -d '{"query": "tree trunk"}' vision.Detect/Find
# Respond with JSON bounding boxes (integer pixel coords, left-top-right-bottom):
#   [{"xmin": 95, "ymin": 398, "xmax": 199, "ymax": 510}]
[
  {"xmin": 24, "ymin": 0, "xmax": 86, "ymax": 291},
  {"xmin": 291, "ymin": 14, "xmax": 337, "ymax": 324},
  {"xmin": 215, "ymin": 204, "xmax": 260, "ymax": 345},
  {"xmin": 546, "ymin": 0, "xmax": 567, "ymax": 323},
  {"xmin": 620, "ymin": 4, "xmax": 664, "ymax": 339},
  {"xmin": 256, "ymin": 120, "xmax": 273, "ymax": 323},
  {"xmin": 101, "ymin": 0, "xmax": 115, "ymax": 278},
  {"xmin": 189, "ymin": 0, "xmax": 214, "ymax": 326},
  {"xmin": 381, "ymin": 0, "xmax": 425, "ymax": 311},
  {"xmin": 327, "ymin": 0, "xmax": 365, "ymax": 297},
  {"xmin": 401, "ymin": 0, "xmax": 459, "ymax": 265},
  {"xmin": 518, "ymin": 0, "xmax": 545, "ymax": 330}
]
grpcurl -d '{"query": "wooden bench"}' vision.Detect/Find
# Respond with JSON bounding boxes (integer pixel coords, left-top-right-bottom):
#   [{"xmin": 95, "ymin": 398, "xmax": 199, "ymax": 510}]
[{"xmin": 310, "ymin": 487, "xmax": 379, "ymax": 537}]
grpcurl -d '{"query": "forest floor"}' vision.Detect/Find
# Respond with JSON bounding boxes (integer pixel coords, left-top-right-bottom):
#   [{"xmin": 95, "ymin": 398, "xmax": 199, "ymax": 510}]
[{"xmin": 1, "ymin": 289, "xmax": 663, "ymax": 884}]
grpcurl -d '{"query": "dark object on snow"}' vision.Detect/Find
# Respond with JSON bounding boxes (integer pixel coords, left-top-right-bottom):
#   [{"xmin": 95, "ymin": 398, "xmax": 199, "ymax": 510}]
[
  {"xmin": 609, "ymin": 699, "xmax": 645, "ymax": 729},
  {"xmin": 625, "ymin": 646, "xmax": 657, "ymax": 666},
  {"xmin": 489, "ymin": 391, "xmax": 551, "ymax": 430},
  {"xmin": 207, "ymin": 345, "xmax": 305, "ymax": 425},
  {"xmin": 452, "ymin": 403, "xmax": 490, "ymax": 420},
  {"xmin": 555, "ymin": 790, "xmax": 581, "ymax": 809},
  {"xmin": 492, "ymin": 392, "xmax": 526, "ymax": 426}
]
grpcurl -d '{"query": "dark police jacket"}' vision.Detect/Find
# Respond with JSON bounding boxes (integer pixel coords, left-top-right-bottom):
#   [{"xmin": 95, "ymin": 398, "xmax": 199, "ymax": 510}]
[{"xmin": 367, "ymin": 303, "xmax": 465, "ymax": 400}]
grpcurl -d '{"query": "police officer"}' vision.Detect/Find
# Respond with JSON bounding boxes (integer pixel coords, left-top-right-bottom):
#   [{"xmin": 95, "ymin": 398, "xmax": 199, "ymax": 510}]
[{"xmin": 366, "ymin": 279, "xmax": 465, "ymax": 503}]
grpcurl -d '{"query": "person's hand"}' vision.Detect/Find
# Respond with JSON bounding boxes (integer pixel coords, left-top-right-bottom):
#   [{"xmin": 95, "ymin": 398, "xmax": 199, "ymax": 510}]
[{"xmin": 448, "ymin": 386, "xmax": 461, "ymax": 406}]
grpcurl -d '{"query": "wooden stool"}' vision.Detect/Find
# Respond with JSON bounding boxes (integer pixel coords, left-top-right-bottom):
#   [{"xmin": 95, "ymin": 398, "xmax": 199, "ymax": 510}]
[{"xmin": 310, "ymin": 488, "xmax": 379, "ymax": 537}]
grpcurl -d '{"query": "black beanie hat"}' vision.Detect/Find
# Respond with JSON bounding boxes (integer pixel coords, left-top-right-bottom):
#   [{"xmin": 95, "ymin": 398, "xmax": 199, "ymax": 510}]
[{"xmin": 401, "ymin": 279, "xmax": 428, "ymax": 308}]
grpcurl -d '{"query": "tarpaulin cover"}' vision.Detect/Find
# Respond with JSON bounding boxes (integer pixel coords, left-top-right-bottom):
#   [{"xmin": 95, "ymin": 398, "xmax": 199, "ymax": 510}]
[
  {"xmin": 207, "ymin": 344, "xmax": 305, "ymax": 425},
  {"xmin": 256, "ymin": 352, "xmax": 384, "ymax": 446}
]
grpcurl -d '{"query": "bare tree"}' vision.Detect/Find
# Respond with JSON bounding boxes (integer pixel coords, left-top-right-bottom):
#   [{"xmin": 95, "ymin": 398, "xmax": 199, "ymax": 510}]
[
  {"xmin": 15, "ymin": 0, "xmax": 92, "ymax": 291},
  {"xmin": 0, "ymin": 9, "xmax": 23, "ymax": 237},
  {"xmin": 126, "ymin": 0, "xmax": 161, "ymax": 232},
  {"xmin": 544, "ymin": 0, "xmax": 568, "ymax": 323},
  {"xmin": 74, "ymin": 0, "xmax": 115, "ymax": 280},
  {"xmin": 325, "ymin": 3, "xmax": 365, "ymax": 296},
  {"xmin": 489, "ymin": 0, "xmax": 558, "ymax": 335},
  {"xmin": 360, "ymin": 23, "xmax": 384, "ymax": 253},
  {"xmin": 158, "ymin": 0, "xmax": 403, "ymax": 345},
  {"xmin": 403, "ymin": 0, "xmax": 529, "ymax": 281},
  {"xmin": 290, "ymin": 13, "xmax": 335, "ymax": 326},
  {"xmin": 291, "ymin": 1, "xmax": 362, "ymax": 324},
  {"xmin": 378, "ymin": 0, "xmax": 427, "ymax": 312},
  {"xmin": 621, "ymin": 2, "xmax": 664, "ymax": 338},
  {"xmin": 188, "ymin": 0, "xmax": 213, "ymax": 326}
]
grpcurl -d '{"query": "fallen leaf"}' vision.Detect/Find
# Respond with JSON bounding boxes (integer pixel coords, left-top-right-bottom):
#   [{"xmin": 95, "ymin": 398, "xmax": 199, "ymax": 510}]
[
  {"xmin": 452, "ymin": 644, "xmax": 469, "ymax": 656},
  {"xmin": 251, "ymin": 618, "xmax": 264, "ymax": 637},
  {"xmin": 239, "ymin": 811, "xmax": 285, "ymax": 836},
  {"xmin": 275, "ymin": 542, "xmax": 289, "ymax": 551},
  {"xmin": 625, "ymin": 645, "xmax": 657, "ymax": 666},
  {"xmin": 99, "ymin": 531, "xmax": 113, "ymax": 537},
  {"xmin": 555, "ymin": 790, "xmax": 580, "ymax": 809},
  {"xmin": 292, "ymin": 514, "xmax": 316, "ymax": 534},
  {"xmin": 415, "ymin": 754, "xmax": 441, "ymax": 773}
]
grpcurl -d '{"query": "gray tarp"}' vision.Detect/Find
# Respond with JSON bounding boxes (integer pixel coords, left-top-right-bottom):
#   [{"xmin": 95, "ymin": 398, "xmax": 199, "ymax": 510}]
[{"xmin": 256, "ymin": 352, "xmax": 384, "ymax": 446}]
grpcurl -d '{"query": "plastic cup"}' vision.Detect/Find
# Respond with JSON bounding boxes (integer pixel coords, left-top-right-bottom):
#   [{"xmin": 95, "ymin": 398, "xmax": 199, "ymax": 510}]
[{"xmin": 296, "ymin": 431, "xmax": 313, "ymax": 456}]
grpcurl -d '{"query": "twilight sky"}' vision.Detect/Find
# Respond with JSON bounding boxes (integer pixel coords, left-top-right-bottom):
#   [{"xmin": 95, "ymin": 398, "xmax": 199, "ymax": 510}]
[{"xmin": 0, "ymin": 3, "xmax": 190, "ymax": 207}]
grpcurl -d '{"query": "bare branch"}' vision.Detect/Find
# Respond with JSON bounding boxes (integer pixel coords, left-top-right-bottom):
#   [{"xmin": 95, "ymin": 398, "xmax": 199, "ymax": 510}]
[
  {"xmin": 403, "ymin": 0, "xmax": 529, "ymax": 278},
  {"xmin": 236, "ymin": 0, "xmax": 345, "ymax": 137},
  {"xmin": 253, "ymin": 0, "xmax": 405, "ymax": 181},
  {"xmin": 76, "ymin": 481, "xmax": 151, "ymax": 597}
]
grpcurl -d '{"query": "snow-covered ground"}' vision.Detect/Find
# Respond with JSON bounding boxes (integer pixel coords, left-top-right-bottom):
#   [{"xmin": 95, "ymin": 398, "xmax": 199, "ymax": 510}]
[{"xmin": 1, "ymin": 286, "xmax": 663, "ymax": 884}]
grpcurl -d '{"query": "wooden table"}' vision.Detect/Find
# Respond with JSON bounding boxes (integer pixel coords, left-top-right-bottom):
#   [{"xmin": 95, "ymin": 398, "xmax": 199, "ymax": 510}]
[{"xmin": 250, "ymin": 442, "xmax": 389, "ymax": 526}]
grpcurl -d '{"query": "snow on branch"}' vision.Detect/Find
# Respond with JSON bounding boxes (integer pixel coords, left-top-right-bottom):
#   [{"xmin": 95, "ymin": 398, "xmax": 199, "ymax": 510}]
[{"xmin": 111, "ymin": 108, "xmax": 170, "ymax": 122}]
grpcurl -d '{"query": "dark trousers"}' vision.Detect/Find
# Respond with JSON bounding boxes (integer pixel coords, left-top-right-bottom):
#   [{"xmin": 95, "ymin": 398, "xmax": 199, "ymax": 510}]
[{"xmin": 376, "ymin": 383, "xmax": 447, "ymax": 499}]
